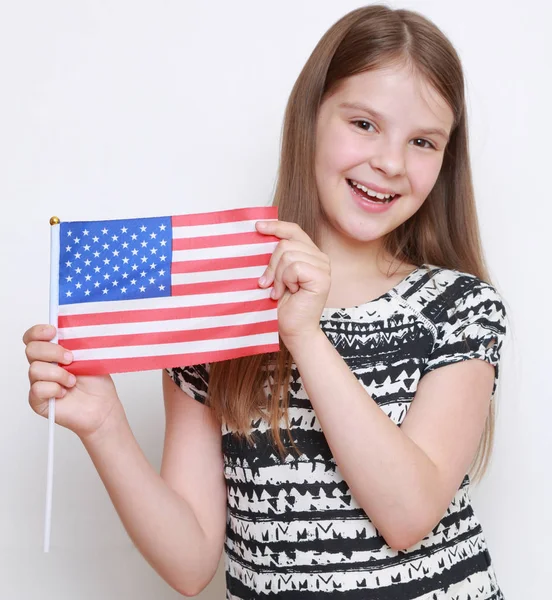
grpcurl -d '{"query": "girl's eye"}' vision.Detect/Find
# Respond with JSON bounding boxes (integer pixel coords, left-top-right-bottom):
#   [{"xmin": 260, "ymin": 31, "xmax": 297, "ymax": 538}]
[
  {"xmin": 412, "ymin": 138, "xmax": 436, "ymax": 150},
  {"xmin": 353, "ymin": 120, "xmax": 375, "ymax": 132}
]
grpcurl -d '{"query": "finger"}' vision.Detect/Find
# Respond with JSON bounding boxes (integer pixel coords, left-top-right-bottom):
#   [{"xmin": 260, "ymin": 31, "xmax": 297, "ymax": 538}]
[
  {"xmin": 25, "ymin": 340, "xmax": 73, "ymax": 366},
  {"xmin": 28, "ymin": 360, "xmax": 77, "ymax": 388},
  {"xmin": 272, "ymin": 251, "xmax": 330, "ymax": 298},
  {"xmin": 279, "ymin": 261, "xmax": 330, "ymax": 298},
  {"xmin": 29, "ymin": 382, "xmax": 67, "ymax": 412},
  {"xmin": 255, "ymin": 220, "xmax": 316, "ymax": 247},
  {"xmin": 23, "ymin": 324, "xmax": 57, "ymax": 346},
  {"xmin": 260, "ymin": 239, "xmax": 318, "ymax": 288}
]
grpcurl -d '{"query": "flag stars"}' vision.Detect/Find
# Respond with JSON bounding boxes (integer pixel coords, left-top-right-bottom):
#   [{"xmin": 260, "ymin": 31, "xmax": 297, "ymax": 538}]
[{"xmin": 61, "ymin": 218, "xmax": 171, "ymax": 304}]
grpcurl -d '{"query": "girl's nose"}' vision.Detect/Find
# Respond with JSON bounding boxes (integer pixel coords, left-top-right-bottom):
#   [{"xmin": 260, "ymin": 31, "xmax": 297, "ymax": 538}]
[{"xmin": 368, "ymin": 140, "xmax": 406, "ymax": 178}]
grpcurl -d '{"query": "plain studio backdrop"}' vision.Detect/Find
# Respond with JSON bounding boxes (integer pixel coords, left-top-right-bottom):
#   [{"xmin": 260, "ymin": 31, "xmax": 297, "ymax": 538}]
[{"xmin": 1, "ymin": 0, "xmax": 549, "ymax": 598}]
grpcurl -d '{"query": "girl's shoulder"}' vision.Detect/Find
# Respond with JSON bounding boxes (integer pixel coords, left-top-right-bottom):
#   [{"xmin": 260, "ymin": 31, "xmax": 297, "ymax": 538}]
[{"xmin": 410, "ymin": 263, "xmax": 507, "ymax": 335}]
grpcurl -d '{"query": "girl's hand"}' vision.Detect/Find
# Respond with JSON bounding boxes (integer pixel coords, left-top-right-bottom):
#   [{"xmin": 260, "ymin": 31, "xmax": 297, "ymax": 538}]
[
  {"xmin": 255, "ymin": 220, "xmax": 331, "ymax": 347},
  {"xmin": 23, "ymin": 324, "xmax": 125, "ymax": 441}
]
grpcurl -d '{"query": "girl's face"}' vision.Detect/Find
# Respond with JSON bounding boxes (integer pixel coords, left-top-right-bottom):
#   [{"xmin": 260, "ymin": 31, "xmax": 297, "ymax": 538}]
[{"xmin": 314, "ymin": 64, "xmax": 454, "ymax": 255}]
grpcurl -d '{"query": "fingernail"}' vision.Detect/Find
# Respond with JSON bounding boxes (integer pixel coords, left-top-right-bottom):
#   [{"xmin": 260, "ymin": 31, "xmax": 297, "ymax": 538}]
[
  {"xmin": 270, "ymin": 288, "xmax": 277, "ymax": 299},
  {"xmin": 64, "ymin": 352, "xmax": 73, "ymax": 364},
  {"xmin": 258, "ymin": 275, "xmax": 267, "ymax": 286},
  {"xmin": 256, "ymin": 221, "xmax": 267, "ymax": 230},
  {"xmin": 68, "ymin": 374, "xmax": 76, "ymax": 386}
]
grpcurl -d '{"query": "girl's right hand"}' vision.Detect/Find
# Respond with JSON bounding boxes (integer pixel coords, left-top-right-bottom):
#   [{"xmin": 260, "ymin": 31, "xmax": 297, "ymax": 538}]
[{"xmin": 23, "ymin": 324, "xmax": 125, "ymax": 441}]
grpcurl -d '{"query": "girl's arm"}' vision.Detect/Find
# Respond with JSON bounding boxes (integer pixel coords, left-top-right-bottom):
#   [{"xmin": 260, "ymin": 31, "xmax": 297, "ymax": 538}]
[
  {"xmin": 286, "ymin": 330, "xmax": 494, "ymax": 551},
  {"xmin": 81, "ymin": 370, "xmax": 226, "ymax": 596}
]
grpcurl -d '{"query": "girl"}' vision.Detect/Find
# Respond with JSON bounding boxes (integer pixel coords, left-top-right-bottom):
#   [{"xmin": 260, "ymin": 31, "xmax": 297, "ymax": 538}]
[{"xmin": 23, "ymin": 5, "xmax": 507, "ymax": 600}]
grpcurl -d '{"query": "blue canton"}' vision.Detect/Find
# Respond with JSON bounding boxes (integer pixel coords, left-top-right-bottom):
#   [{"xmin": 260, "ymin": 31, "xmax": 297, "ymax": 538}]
[{"xmin": 59, "ymin": 217, "xmax": 172, "ymax": 305}]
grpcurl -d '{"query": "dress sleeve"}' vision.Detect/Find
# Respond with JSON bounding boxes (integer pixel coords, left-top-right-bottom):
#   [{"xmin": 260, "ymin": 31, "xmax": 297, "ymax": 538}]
[
  {"xmin": 423, "ymin": 282, "xmax": 507, "ymax": 397},
  {"xmin": 165, "ymin": 364, "xmax": 210, "ymax": 404}
]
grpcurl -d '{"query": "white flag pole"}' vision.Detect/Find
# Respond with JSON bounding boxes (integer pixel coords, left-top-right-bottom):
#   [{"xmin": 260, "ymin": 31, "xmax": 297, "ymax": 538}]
[{"xmin": 44, "ymin": 216, "xmax": 61, "ymax": 553}]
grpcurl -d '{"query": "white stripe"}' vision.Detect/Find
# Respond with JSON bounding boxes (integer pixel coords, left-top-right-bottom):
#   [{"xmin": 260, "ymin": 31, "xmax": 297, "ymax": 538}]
[
  {"xmin": 173, "ymin": 219, "xmax": 276, "ymax": 238},
  {"xmin": 59, "ymin": 308, "xmax": 277, "ymax": 338},
  {"xmin": 172, "ymin": 241, "xmax": 277, "ymax": 262},
  {"xmin": 72, "ymin": 332, "xmax": 278, "ymax": 361},
  {"xmin": 171, "ymin": 265, "xmax": 265, "ymax": 285},
  {"xmin": 59, "ymin": 287, "xmax": 272, "ymax": 316}
]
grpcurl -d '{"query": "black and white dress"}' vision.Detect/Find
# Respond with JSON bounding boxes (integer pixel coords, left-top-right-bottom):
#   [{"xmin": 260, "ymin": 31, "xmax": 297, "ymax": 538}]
[{"xmin": 167, "ymin": 264, "xmax": 507, "ymax": 600}]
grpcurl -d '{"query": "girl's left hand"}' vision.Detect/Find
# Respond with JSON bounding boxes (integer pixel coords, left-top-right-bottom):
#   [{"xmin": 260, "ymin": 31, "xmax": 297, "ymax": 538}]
[{"xmin": 255, "ymin": 220, "xmax": 331, "ymax": 347}]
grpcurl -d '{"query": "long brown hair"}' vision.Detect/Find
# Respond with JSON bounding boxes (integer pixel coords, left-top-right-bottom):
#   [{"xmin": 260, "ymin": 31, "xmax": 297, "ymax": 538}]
[{"xmin": 208, "ymin": 5, "xmax": 496, "ymax": 481}]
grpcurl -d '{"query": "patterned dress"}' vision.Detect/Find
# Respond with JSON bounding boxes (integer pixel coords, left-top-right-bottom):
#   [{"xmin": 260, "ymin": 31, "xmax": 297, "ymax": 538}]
[{"xmin": 167, "ymin": 264, "xmax": 507, "ymax": 600}]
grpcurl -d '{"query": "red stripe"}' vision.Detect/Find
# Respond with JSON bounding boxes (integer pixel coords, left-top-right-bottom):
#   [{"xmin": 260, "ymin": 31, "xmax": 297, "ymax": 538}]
[
  {"xmin": 172, "ymin": 253, "xmax": 273, "ymax": 274},
  {"xmin": 66, "ymin": 343, "xmax": 280, "ymax": 376},
  {"xmin": 61, "ymin": 320, "xmax": 278, "ymax": 351},
  {"xmin": 171, "ymin": 278, "xmax": 261, "ymax": 296},
  {"xmin": 173, "ymin": 231, "xmax": 279, "ymax": 251},
  {"xmin": 171, "ymin": 206, "xmax": 277, "ymax": 227},
  {"xmin": 58, "ymin": 298, "xmax": 276, "ymax": 328}
]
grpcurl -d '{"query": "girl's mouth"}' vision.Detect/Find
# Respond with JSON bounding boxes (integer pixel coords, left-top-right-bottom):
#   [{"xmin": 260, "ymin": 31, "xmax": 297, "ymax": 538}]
[{"xmin": 346, "ymin": 179, "xmax": 399, "ymax": 204}]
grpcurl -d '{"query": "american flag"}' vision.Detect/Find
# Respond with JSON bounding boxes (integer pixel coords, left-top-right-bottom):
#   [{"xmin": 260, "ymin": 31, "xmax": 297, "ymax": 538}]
[{"xmin": 56, "ymin": 206, "xmax": 280, "ymax": 375}]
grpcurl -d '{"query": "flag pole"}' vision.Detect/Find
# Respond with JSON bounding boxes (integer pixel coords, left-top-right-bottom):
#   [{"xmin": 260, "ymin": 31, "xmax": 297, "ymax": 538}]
[{"xmin": 44, "ymin": 216, "xmax": 61, "ymax": 553}]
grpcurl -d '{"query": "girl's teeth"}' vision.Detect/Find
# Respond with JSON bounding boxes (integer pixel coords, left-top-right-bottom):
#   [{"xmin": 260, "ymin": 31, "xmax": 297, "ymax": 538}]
[{"xmin": 349, "ymin": 180, "xmax": 396, "ymax": 203}]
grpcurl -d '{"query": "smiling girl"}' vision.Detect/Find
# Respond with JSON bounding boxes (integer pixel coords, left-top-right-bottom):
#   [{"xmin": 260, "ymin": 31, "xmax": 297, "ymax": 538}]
[{"xmin": 23, "ymin": 5, "xmax": 507, "ymax": 599}]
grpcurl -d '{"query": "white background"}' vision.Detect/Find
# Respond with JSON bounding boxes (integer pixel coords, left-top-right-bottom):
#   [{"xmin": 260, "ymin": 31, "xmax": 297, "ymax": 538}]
[{"xmin": 1, "ymin": 1, "xmax": 550, "ymax": 598}]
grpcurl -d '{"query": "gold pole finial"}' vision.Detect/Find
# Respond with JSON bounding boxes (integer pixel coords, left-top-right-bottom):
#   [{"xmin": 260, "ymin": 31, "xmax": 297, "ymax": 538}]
[{"xmin": 49, "ymin": 216, "xmax": 60, "ymax": 226}]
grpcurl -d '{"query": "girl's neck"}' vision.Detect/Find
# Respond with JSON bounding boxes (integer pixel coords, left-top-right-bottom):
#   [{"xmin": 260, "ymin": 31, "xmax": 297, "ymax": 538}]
[{"xmin": 318, "ymin": 226, "xmax": 418, "ymax": 308}]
